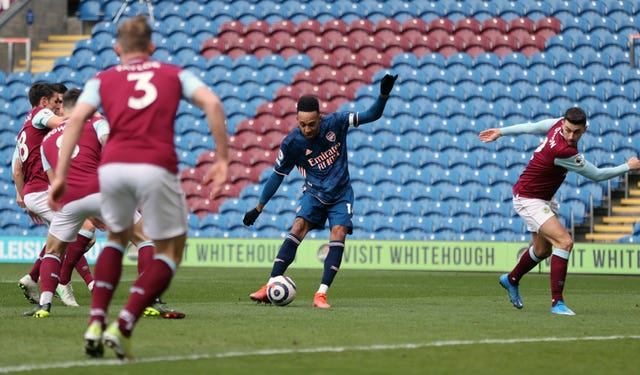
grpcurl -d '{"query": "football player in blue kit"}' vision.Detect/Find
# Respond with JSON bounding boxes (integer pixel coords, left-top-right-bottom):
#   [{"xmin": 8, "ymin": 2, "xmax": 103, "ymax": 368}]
[{"xmin": 243, "ymin": 74, "xmax": 398, "ymax": 308}]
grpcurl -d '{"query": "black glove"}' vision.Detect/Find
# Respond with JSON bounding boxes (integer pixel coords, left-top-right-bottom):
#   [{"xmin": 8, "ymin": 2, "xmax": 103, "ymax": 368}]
[
  {"xmin": 380, "ymin": 74, "xmax": 398, "ymax": 96},
  {"xmin": 243, "ymin": 208, "xmax": 261, "ymax": 226}
]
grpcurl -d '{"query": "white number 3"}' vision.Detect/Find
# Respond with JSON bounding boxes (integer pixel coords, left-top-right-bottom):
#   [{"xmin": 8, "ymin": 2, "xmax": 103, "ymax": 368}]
[{"xmin": 127, "ymin": 72, "xmax": 157, "ymax": 110}]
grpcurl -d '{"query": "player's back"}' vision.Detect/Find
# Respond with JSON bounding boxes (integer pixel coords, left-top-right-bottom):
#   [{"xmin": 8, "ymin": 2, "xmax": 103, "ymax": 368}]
[
  {"xmin": 41, "ymin": 116, "xmax": 103, "ymax": 205},
  {"xmin": 96, "ymin": 58, "xmax": 183, "ymax": 173}
]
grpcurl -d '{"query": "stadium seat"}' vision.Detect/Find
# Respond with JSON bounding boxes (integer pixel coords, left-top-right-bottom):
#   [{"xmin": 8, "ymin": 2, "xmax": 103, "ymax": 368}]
[{"xmin": 78, "ymin": 0, "xmax": 103, "ymax": 21}]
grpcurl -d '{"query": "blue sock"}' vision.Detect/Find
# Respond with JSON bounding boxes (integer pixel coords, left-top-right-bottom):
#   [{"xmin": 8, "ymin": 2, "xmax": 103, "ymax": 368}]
[
  {"xmin": 270, "ymin": 233, "xmax": 301, "ymax": 277},
  {"xmin": 321, "ymin": 241, "xmax": 345, "ymax": 287}
]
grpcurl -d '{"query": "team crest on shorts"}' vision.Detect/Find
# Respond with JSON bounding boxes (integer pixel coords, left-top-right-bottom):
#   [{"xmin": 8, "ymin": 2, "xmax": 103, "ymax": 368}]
[
  {"xmin": 326, "ymin": 131, "xmax": 336, "ymax": 142},
  {"xmin": 543, "ymin": 206, "xmax": 551, "ymax": 214}
]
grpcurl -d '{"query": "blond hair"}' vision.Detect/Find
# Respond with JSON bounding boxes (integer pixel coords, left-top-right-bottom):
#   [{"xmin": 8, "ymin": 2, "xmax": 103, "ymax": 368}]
[{"xmin": 116, "ymin": 14, "xmax": 152, "ymax": 54}]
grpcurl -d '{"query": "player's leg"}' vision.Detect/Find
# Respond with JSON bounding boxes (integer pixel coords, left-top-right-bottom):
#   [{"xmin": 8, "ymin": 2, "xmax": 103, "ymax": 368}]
[
  {"xmin": 23, "ymin": 234, "xmax": 69, "ymax": 317},
  {"xmin": 102, "ymin": 164, "xmax": 187, "ymax": 359},
  {"xmin": 86, "ymin": 170, "xmax": 136, "ymax": 358},
  {"xmin": 313, "ymin": 191, "xmax": 353, "ymax": 309},
  {"xmin": 250, "ymin": 192, "xmax": 320, "ymax": 303},
  {"xmin": 538, "ymin": 216, "xmax": 575, "ymax": 315},
  {"xmin": 57, "ymin": 222, "xmax": 95, "ymax": 306},
  {"xmin": 69, "ymin": 220, "xmax": 97, "ymax": 289},
  {"xmin": 129, "ymin": 215, "xmax": 185, "ymax": 319},
  {"xmin": 19, "ymin": 246, "xmax": 43, "ymax": 304},
  {"xmin": 313, "ymin": 226, "xmax": 348, "ymax": 309},
  {"xmin": 249, "ymin": 217, "xmax": 313, "ymax": 302},
  {"xmin": 500, "ymin": 197, "xmax": 555, "ymax": 309},
  {"xmin": 19, "ymin": 191, "xmax": 54, "ymax": 303}
]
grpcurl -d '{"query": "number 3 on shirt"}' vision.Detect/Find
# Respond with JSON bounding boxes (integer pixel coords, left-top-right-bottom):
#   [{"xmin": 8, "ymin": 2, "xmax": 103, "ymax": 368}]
[{"xmin": 127, "ymin": 72, "xmax": 157, "ymax": 110}]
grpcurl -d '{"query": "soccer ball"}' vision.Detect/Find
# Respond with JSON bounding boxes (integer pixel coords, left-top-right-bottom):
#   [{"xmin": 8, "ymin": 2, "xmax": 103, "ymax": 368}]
[{"xmin": 266, "ymin": 275, "xmax": 297, "ymax": 306}]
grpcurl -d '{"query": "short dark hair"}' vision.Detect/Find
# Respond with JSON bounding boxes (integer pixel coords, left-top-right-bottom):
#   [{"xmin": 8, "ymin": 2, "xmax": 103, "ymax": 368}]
[
  {"xmin": 63, "ymin": 88, "xmax": 82, "ymax": 109},
  {"xmin": 28, "ymin": 82, "xmax": 55, "ymax": 107},
  {"xmin": 297, "ymin": 95, "xmax": 319, "ymax": 113},
  {"xmin": 51, "ymin": 83, "xmax": 68, "ymax": 94},
  {"xmin": 564, "ymin": 106, "xmax": 587, "ymax": 126}
]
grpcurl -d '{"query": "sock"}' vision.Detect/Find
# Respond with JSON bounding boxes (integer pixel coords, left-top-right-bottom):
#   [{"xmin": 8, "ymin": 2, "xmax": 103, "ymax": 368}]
[
  {"xmin": 550, "ymin": 248, "xmax": 570, "ymax": 306},
  {"xmin": 39, "ymin": 254, "xmax": 62, "ymax": 306},
  {"xmin": 59, "ymin": 230, "xmax": 93, "ymax": 285},
  {"xmin": 317, "ymin": 283, "xmax": 329, "ymax": 294},
  {"xmin": 75, "ymin": 256, "xmax": 94, "ymax": 286},
  {"xmin": 118, "ymin": 256, "xmax": 176, "ymax": 337},
  {"xmin": 320, "ymin": 240, "xmax": 345, "ymax": 288},
  {"xmin": 89, "ymin": 242, "xmax": 124, "ymax": 326},
  {"xmin": 28, "ymin": 245, "xmax": 46, "ymax": 282},
  {"xmin": 270, "ymin": 234, "xmax": 301, "ymax": 278},
  {"xmin": 508, "ymin": 246, "xmax": 543, "ymax": 285},
  {"xmin": 136, "ymin": 241, "xmax": 155, "ymax": 275}
]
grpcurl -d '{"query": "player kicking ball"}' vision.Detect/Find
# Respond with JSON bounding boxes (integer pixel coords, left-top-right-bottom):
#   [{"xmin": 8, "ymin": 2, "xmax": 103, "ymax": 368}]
[{"xmin": 244, "ymin": 74, "xmax": 397, "ymax": 308}]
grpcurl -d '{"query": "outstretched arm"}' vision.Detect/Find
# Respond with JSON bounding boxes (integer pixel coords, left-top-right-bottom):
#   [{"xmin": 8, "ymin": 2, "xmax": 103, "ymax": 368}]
[
  {"xmin": 356, "ymin": 74, "xmax": 397, "ymax": 126},
  {"xmin": 479, "ymin": 118, "xmax": 559, "ymax": 143},
  {"xmin": 555, "ymin": 155, "xmax": 640, "ymax": 181}
]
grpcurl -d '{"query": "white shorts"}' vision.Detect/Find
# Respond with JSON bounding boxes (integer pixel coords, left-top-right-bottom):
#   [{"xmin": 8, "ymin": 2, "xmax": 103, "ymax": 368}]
[
  {"xmin": 49, "ymin": 193, "xmax": 103, "ymax": 242},
  {"xmin": 23, "ymin": 190, "xmax": 54, "ymax": 225},
  {"xmin": 512, "ymin": 195, "xmax": 559, "ymax": 233},
  {"xmin": 49, "ymin": 192, "xmax": 143, "ymax": 243},
  {"xmin": 98, "ymin": 163, "xmax": 188, "ymax": 240}
]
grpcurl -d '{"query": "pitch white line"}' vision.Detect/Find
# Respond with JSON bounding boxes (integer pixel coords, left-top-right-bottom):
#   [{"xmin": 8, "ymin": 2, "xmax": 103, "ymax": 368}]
[{"xmin": 1, "ymin": 335, "xmax": 639, "ymax": 373}]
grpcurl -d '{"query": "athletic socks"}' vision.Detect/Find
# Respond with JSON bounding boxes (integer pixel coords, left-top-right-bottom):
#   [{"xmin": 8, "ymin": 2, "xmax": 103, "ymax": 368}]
[
  {"xmin": 59, "ymin": 230, "xmax": 93, "ymax": 285},
  {"xmin": 28, "ymin": 245, "xmax": 46, "ymax": 282},
  {"xmin": 550, "ymin": 248, "xmax": 570, "ymax": 306},
  {"xmin": 320, "ymin": 240, "xmax": 345, "ymax": 288},
  {"xmin": 270, "ymin": 234, "xmax": 301, "ymax": 278},
  {"xmin": 118, "ymin": 256, "xmax": 176, "ymax": 337},
  {"xmin": 74, "ymin": 256, "xmax": 94, "ymax": 286},
  {"xmin": 39, "ymin": 254, "xmax": 62, "ymax": 306},
  {"xmin": 136, "ymin": 241, "xmax": 155, "ymax": 275},
  {"xmin": 88, "ymin": 242, "xmax": 124, "ymax": 326},
  {"xmin": 508, "ymin": 245, "xmax": 543, "ymax": 285}
]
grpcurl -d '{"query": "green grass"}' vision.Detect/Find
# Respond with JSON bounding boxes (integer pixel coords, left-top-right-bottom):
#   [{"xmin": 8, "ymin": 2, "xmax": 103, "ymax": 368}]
[{"xmin": 1, "ymin": 264, "xmax": 639, "ymax": 374}]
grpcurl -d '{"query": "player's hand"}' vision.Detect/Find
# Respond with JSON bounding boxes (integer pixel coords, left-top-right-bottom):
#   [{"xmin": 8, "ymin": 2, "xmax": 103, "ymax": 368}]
[
  {"xmin": 16, "ymin": 194, "xmax": 25, "ymax": 209},
  {"xmin": 478, "ymin": 128, "xmax": 502, "ymax": 143},
  {"xmin": 26, "ymin": 209, "xmax": 44, "ymax": 225},
  {"xmin": 202, "ymin": 160, "xmax": 229, "ymax": 200},
  {"xmin": 380, "ymin": 74, "xmax": 398, "ymax": 96},
  {"xmin": 48, "ymin": 177, "xmax": 66, "ymax": 211},
  {"xmin": 626, "ymin": 157, "xmax": 640, "ymax": 170},
  {"xmin": 87, "ymin": 216, "xmax": 107, "ymax": 231},
  {"xmin": 243, "ymin": 208, "xmax": 261, "ymax": 226}
]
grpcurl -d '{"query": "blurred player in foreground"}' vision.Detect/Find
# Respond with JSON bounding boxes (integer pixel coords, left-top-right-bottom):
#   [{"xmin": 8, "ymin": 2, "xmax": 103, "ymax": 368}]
[
  {"xmin": 48, "ymin": 15, "xmax": 228, "ymax": 359},
  {"xmin": 479, "ymin": 106, "xmax": 640, "ymax": 315},
  {"xmin": 243, "ymin": 74, "xmax": 398, "ymax": 308}
]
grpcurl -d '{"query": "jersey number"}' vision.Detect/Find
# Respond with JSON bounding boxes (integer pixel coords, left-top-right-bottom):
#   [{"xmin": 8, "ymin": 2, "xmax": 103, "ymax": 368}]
[
  {"xmin": 56, "ymin": 134, "xmax": 80, "ymax": 160},
  {"xmin": 16, "ymin": 131, "xmax": 28, "ymax": 162},
  {"xmin": 127, "ymin": 72, "xmax": 157, "ymax": 110}
]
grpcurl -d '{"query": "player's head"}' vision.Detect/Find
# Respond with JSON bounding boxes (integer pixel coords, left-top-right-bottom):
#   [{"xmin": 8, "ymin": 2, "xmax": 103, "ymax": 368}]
[
  {"xmin": 562, "ymin": 106, "xmax": 587, "ymax": 147},
  {"xmin": 62, "ymin": 88, "xmax": 82, "ymax": 115},
  {"xmin": 115, "ymin": 14, "xmax": 155, "ymax": 58},
  {"xmin": 296, "ymin": 95, "xmax": 321, "ymax": 139},
  {"xmin": 50, "ymin": 83, "xmax": 68, "ymax": 116},
  {"xmin": 28, "ymin": 82, "xmax": 57, "ymax": 109}
]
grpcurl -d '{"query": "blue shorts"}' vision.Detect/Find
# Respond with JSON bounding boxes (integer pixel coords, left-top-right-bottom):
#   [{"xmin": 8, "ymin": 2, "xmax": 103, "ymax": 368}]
[{"xmin": 296, "ymin": 187, "xmax": 354, "ymax": 234}]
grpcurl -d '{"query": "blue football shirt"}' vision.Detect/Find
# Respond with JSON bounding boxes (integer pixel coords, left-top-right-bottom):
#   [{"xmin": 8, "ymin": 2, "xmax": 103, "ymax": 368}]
[{"xmin": 275, "ymin": 112, "xmax": 356, "ymax": 204}]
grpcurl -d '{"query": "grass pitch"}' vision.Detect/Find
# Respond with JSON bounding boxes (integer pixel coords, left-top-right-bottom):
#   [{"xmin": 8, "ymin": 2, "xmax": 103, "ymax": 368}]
[{"xmin": 0, "ymin": 263, "xmax": 639, "ymax": 374}]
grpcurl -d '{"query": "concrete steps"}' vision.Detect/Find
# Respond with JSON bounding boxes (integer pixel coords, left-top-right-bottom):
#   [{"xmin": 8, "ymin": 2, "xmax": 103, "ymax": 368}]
[{"xmin": 16, "ymin": 34, "xmax": 90, "ymax": 73}]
